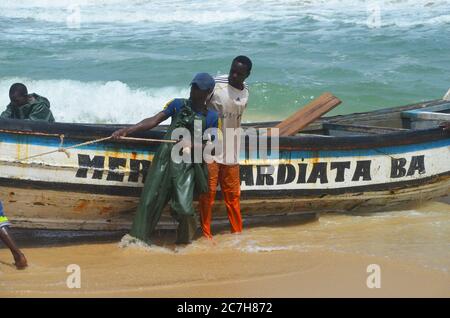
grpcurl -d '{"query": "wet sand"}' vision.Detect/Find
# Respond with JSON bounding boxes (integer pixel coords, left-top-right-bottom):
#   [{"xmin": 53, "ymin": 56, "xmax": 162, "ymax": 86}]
[
  {"xmin": 1, "ymin": 199, "xmax": 449, "ymax": 298},
  {"xmin": 1, "ymin": 243, "xmax": 449, "ymax": 297}
]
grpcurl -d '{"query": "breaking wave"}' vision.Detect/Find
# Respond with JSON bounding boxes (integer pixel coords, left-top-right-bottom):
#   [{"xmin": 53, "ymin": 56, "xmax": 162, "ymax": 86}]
[
  {"xmin": 0, "ymin": 77, "xmax": 188, "ymax": 124},
  {"xmin": 0, "ymin": 0, "xmax": 449, "ymax": 28}
]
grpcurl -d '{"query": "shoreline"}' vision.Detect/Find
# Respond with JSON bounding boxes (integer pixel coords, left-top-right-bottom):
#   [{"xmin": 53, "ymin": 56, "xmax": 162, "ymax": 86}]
[
  {"xmin": 1, "ymin": 243, "xmax": 449, "ymax": 298},
  {"xmin": 1, "ymin": 197, "xmax": 449, "ymax": 298}
]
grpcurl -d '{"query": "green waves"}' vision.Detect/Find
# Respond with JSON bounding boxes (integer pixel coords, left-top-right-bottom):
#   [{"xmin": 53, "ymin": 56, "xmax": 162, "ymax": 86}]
[{"xmin": 1, "ymin": 1, "xmax": 450, "ymax": 122}]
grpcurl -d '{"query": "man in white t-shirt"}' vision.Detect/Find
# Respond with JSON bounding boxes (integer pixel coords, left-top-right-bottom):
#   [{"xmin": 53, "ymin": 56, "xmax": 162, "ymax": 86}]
[{"xmin": 199, "ymin": 56, "xmax": 252, "ymax": 239}]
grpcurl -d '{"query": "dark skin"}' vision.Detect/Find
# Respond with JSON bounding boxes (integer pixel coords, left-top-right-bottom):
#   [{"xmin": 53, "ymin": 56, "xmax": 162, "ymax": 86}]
[
  {"xmin": 228, "ymin": 61, "xmax": 251, "ymax": 91},
  {"xmin": 0, "ymin": 227, "xmax": 27, "ymax": 270},
  {"xmin": 9, "ymin": 92, "xmax": 34, "ymax": 108},
  {"xmin": 111, "ymin": 85, "xmax": 213, "ymax": 139}
]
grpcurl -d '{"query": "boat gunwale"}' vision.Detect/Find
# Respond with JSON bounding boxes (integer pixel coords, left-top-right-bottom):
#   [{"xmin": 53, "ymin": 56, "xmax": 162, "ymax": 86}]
[{"xmin": 0, "ymin": 99, "xmax": 449, "ymax": 151}]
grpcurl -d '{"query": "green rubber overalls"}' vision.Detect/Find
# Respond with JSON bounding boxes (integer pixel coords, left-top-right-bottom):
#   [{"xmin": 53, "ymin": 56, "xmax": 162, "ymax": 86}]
[{"xmin": 129, "ymin": 99, "xmax": 208, "ymax": 244}]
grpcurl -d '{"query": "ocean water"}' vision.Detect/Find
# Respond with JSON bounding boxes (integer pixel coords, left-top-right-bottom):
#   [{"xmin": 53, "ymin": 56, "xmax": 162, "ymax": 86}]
[{"xmin": 1, "ymin": 0, "xmax": 450, "ymax": 123}]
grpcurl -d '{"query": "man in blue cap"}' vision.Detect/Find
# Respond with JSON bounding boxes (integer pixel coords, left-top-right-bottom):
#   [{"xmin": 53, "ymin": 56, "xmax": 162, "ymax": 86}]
[
  {"xmin": 112, "ymin": 73, "xmax": 217, "ymax": 139},
  {"xmin": 112, "ymin": 73, "xmax": 218, "ymax": 244}
]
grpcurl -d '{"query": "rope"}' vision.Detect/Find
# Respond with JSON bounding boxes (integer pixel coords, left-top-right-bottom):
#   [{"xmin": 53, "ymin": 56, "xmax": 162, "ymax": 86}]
[
  {"xmin": 58, "ymin": 134, "xmax": 70, "ymax": 158},
  {"xmin": 120, "ymin": 136, "xmax": 177, "ymax": 143},
  {"xmin": 371, "ymin": 148, "xmax": 398, "ymax": 160},
  {"xmin": 0, "ymin": 129, "xmax": 61, "ymax": 137},
  {"xmin": 20, "ymin": 136, "xmax": 177, "ymax": 161},
  {"xmin": 21, "ymin": 136, "xmax": 113, "ymax": 161}
]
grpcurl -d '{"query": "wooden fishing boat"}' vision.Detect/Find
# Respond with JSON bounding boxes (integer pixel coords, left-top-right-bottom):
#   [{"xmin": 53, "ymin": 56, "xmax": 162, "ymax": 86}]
[{"xmin": 0, "ymin": 95, "xmax": 449, "ymax": 230}]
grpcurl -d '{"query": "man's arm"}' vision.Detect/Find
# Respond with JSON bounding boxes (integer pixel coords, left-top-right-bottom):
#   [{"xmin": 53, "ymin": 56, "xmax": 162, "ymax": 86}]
[
  {"xmin": 28, "ymin": 103, "xmax": 55, "ymax": 122},
  {"xmin": 111, "ymin": 111, "xmax": 168, "ymax": 139},
  {"xmin": 0, "ymin": 105, "xmax": 13, "ymax": 119}
]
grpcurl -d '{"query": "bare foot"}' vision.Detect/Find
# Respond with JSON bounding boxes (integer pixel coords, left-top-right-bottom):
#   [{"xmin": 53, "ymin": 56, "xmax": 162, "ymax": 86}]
[
  {"xmin": 202, "ymin": 235, "xmax": 217, "ymax": 246},
  {"xmin": 13, "ymin": 252, "xmax": 28, "ymax": 270},
  {"xmin": 208, "ymin": 238, "xmax": 217, "ymax": 246}
]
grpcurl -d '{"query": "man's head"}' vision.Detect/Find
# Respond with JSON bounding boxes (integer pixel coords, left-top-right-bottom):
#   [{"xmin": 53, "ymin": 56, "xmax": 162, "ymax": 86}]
[
  {"xmin": 228, "ymin": 55, "xmax": 252, "ymax": 90},
  {"xmin": 9, "ymin": 83, "xmax": 29, "ymax": 107},
  {"xmin": 190, "ymin": 73, "xmax": 215, "ymax": 107}
]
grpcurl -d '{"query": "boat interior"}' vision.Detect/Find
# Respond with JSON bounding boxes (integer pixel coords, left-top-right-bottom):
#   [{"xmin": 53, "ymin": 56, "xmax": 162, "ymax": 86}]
[{"xmin": 248, "ymin": 98, "xmax": 450, "ymax": 138}]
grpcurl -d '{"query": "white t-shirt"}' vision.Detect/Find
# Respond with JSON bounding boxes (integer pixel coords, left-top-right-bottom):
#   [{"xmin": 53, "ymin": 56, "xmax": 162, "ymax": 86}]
[{"xmin": 207, "ymin": 75, "xmax": 249, "ymax": 165}]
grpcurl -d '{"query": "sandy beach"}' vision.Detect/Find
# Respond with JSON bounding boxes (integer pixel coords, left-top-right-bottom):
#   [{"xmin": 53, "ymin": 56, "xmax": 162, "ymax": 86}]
[
  {"xmin": 1, "ymin": 245, "xmax": 449, "ymax": 298},
  {"xmin": 1, "ymin": 199, "xmax": 449, "ymax": 298},
  {"xmin": 1, "ymin": 240, "xmax": 449, "ymax": 298}
]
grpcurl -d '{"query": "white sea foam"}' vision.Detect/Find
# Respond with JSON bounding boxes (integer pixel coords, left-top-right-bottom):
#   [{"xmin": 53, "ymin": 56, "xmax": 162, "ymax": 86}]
[
  {"xmin": 0, "ymin": 1, "xmax": 391, "ymax": 25},
  {"xmin": 238, "ymin": 244, "xmax": 296, "ymax": 253},
  {"xmin": 0, "ymin": 0, "xmax": 253, "ymax": 25},
  {"xmin": 118, "ymin": 234, "xmax": 174, "ymax": 253},
  {"xmin": 0, "ymin": 77, "xmax": 188, "ymax": 124},
  {"xmin": 0, "ymin": 0, "xmax": 449, "ymax": 28}
]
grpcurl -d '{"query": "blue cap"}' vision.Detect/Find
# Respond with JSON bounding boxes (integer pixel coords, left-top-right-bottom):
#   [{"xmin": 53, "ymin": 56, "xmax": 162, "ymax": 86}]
[{"xmin": 190, "ymin": 73, "xmax": 215, "ymax": 91}]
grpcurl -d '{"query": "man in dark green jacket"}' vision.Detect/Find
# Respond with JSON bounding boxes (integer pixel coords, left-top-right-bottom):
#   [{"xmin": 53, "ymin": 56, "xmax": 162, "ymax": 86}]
[{"xmin": 1, "ymin": 83, "xmax": 55, "ymax": 122}]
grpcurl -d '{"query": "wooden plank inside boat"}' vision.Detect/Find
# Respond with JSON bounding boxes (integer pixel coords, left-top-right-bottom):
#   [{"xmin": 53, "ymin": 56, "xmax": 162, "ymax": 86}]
[{"xmin": 273, "ymin": 92, "xmax": 342, "ymax": 136}]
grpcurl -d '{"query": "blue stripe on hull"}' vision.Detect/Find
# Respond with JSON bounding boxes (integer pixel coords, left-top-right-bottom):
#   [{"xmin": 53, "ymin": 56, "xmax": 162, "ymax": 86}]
[
  {"xmin": 1, "ymin": 132, "xmax": 449, "ymax": 159},
  {"xmin": 282, "ymin": 139, "xmax": 450, "ymax": 160}
]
